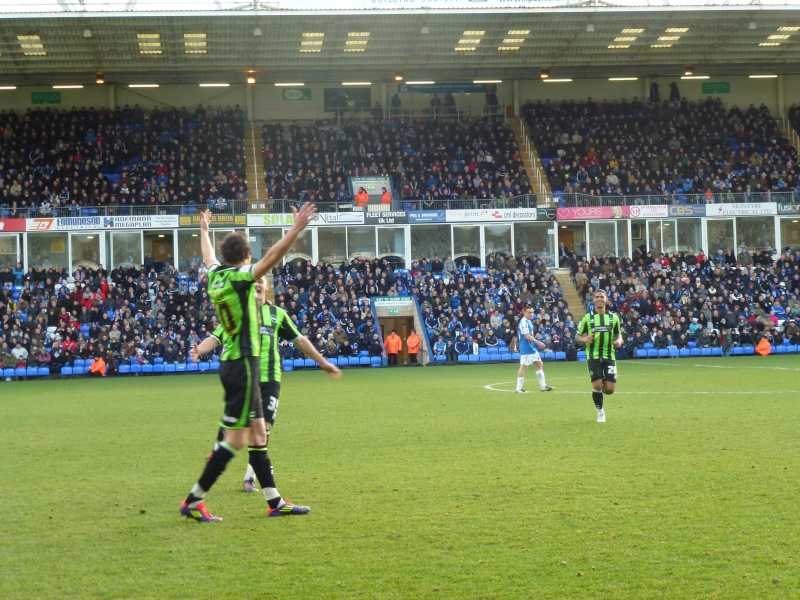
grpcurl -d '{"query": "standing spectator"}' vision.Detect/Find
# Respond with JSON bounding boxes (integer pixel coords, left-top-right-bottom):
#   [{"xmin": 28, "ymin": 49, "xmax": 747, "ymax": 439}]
[
  {"xmin": 433, "ymin": 336, "xmax": 447, "ymax": 361},
  {"xmin": 384, "ymin": 329, "xmax": 402, "ymax": 366},
  {"xmin": 11, "ymin": 342, "xmax": 28, "ymax": 367},
  {"xmin": 354, "ymin": 187, "xmax": 369, "ymax": 209},
  {"xmin": 380, "ymin": 187, "xmax": 392, "ymax": 207},
  {"xmin": 406, "ymin": 329, "xmax": 421, "ymax": 365}
]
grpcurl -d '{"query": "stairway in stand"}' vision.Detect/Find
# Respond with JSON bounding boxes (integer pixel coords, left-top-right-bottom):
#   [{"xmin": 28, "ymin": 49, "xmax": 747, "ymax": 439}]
[
  {"xmin": 245, "ymin": 120, "xmax": 268, "ymax": 212},
  {"xmin": 509, "ymin": 116, "xmax": 553, "ymax": 207},
  {"xmin": 553, "ymin": 268, "xmax": 585, "ymax": 321},
  {"xmin": 782, "ymin": 116, "xmax": 800, "ymax": 156}
]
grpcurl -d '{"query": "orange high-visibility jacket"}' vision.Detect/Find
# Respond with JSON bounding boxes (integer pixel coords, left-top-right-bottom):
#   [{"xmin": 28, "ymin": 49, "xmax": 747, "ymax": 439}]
[
  {"xmin": 354, "ymin": 190, "xmax": 369, "ymax": 208},
  {"xmin": 407, "ymin": 333, "xmax": 421, "ymax": 354},
  {"xmin": 380, "ymin": 191, "xmax": 392, "ymax": 205},
  {"xmin": 755, "ymin": 338, "xmax": 772, "ymax": 356},
  {"xmin": 89, "ymin": 357, "xmax": 107, "ymax": 376},
  {"xmin": 384, "ymin": 333, "xmax": 402, "ymax": 354}
]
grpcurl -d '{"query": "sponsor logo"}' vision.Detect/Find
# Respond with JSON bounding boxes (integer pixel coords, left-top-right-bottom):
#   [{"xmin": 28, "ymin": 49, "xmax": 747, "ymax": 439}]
[{"xmin": 222, "ymin": 415, "xmax": 238, "ymax": 424}]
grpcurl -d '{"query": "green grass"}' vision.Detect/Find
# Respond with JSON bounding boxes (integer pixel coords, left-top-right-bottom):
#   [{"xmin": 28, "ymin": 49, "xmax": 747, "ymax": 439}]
[{"xmin": 2, "ymin": 356, "xmax": 800, "ymax": 599}]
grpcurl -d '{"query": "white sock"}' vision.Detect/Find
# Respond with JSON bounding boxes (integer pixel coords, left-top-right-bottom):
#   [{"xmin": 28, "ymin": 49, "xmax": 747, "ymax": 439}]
[
  {"xmin": 263, "ymin": 487, "xmax": 281, "ymax": 505},
  {"xmin": 516, "ymin": 376, "xmax": 525, "ymax": 391},
  {"xmin": 536, "ymin": 369, "xmax": 546, "ymax": 390},
  {"xmin": 244, "ymin": 463, "xmax": 256, "ymax": 483}
]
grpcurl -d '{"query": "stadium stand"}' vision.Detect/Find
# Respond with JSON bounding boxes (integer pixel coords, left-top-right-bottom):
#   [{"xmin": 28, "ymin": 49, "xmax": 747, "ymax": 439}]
[
  {"xmin": 0, "ymin": 106, "xmax": 246, "ymax": 216},
  {"xmin": 522, "ymin": 98, "xmax": 799, "ymax": 202},
  {"xmin": 262, "ymin": 118, "xmax": 532, "ymax": 208},
  {"xmin": 570, "ymin": 248, "xmax": 800, "ymax": 357}
]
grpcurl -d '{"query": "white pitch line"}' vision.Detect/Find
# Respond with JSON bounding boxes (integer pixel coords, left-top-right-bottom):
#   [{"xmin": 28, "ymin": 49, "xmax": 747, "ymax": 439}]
[
  {"xmin": 482, "ymin": 382, "xmax": 800, "ymax": 395},
  {"xmin": 622, "ymin": 361, "xmax": 800, "ymax": 373}
]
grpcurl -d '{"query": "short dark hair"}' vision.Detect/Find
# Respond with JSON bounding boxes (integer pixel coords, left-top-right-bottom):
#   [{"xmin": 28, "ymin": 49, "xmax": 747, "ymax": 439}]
[
  {"xmin": 594, "ymin": 289, "xmax": 608, "ymax": 297},
  {"xmin": 220, "ymin": 232, "xmax": 251, "ymax": 265}
]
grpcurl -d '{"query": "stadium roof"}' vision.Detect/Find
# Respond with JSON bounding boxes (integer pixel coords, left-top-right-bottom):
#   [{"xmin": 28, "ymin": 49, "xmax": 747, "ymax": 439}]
[{"xmin": 2, "ymin": 3, "xmax": 800, "ymax": 83}]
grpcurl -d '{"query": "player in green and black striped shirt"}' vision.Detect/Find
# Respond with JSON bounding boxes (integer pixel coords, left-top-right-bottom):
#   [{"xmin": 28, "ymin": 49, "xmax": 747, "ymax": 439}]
[
  {"xmin": 576, "ymin": 289, "xmax": 623, "ymax": 424},
  {"xmin": 180, "ymin": 204, "xmax": 316, "ymax": 522},
  {"xmin": 194, "ymin": 277, "xmax": 341, "ymax": 512}
]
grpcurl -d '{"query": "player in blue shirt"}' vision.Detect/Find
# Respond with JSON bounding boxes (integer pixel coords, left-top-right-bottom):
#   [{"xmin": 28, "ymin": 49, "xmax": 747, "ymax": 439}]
[{"xmin": 516, "ymin": 306, "xmax": 553, "ymax": 393}]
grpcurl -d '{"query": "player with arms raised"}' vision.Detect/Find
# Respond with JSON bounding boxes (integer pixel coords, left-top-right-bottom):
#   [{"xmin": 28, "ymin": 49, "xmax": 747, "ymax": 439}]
[
  {"xmin": 576, "ymin": 290, "xmax": 623, "ymax": 423},
  {"xmin": 179, "ymin": 204, "xmax": 316, "ymax": 522},
  {"xmin": 515, "ymin": 306, "xmax": 553, "ymax": 393}
]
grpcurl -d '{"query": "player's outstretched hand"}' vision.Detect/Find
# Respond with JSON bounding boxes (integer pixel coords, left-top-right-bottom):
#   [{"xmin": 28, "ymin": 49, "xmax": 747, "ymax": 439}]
[
  {"xmin": 190, "ymin": 345, "xmax": 200, "ymax": 363},
  {"xmin": 199, "ymin": 210, "xmax": 211, "ymax": 232},
  {"xmin": 291, "ymin": 202, "xmax": 317, "ymax": 232},
  {"xmin": 614, "ymin": 337, "xmax": 623, "ymax": 349},
  {"xmin": 321, "ymin": 361, "xmax": 342, "ymax": 379},
  {"xmin": 535, "ymin": 340, "xmax": 546, "ymax": 350}
]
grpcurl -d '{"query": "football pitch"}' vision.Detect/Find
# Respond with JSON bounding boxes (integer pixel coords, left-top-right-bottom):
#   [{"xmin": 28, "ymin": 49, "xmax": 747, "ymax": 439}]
[{"xmin": 3, "ymin": 357, "xmax": 799, "ymax": 599}]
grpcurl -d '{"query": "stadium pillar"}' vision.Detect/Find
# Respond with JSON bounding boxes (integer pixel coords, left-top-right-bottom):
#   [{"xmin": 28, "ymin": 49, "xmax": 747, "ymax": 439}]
[
  {"xmin": 775, "ymin": 215, "xmax": 782, "ymax": 251},
  {"xmin": 246, "ymin": 84, "xmax": 254, "ymax": 121},
  {"xmin": 777, "ymin": 76, "xmax": 786, "ymax": 117},
  {"xmin": 512, "ymin": 80, "xmax": 519, "ymax": 117},
  {"xmin": 108, "ymin": 84, "xmax": 116, "ymax": 110},
  {"xmin": 22, "ymin": 233, "xmax": 28, "ymax": 273},
  {"xmin": 381, "ymin": 84, "xmax": 388, "ymax": 119}
]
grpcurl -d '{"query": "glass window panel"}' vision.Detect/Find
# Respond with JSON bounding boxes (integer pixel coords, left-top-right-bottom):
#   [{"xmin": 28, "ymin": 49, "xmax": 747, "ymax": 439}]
[
  {"xmin": 616, "ymin": 221, "xmax": 629, "ymax": 257},
  {"xmin": 377, "ymin": 227, "xmax": 406, "ymax": 261},
  {"xmin": 282, "ymin": 228, "xmax": 311, "ymax": 262},
  {"xmin": 0, "ymin": 235, "xmax": 17, "ymax": 269},
  {"xmin": 707, "ymin": 220, "xmax": 734, "ymax": 257},
  {"xmin": 647, "ymin": 221, "xmax": 662, "ymax": 254},
  {"xmin": 347, "ymin": 226, "xmax": 376, "ymax": 259},
  {"xmin": 781, "ymin": 217, "xmax": 800, "ymax": 250},
  {"xmin": 736, "ymin": 217, "xmax": 775, "ymax": 254},
  {"xmin": 484, "ymin": 224, "xmax": 512, "ymax": 258},
  {"xmin": 677, "ymin": 219, "xmax": 702, "ymax": 253},
  {"xmin": 558, "ymin": 222, "xmax": 586, "ymax": 257},
  {"xmin": 630, "ymin": 220, "xmax": 646, "ymax": 254},
  {"xmin": 318, "ymin": 227, "xmax": 347, "ymax": 264},
  {"xmin": 112, "ymin": 231, "xmax": 141, "ymax": 269},
  {"xmin": 411, "ymin": 225, "xmax": 451, "ymax": 261},
  {"xmin": 250, "ymin": 228, "xmax": 283, "ymax": 261},
  {"xmin": 143, "ymin": 231, "xmax": 174, "ymax": 270},
  {"xmin": 662, "ymin": 220, "xmax": 677, "ymax": 254},
  {"xmin": 212, "ymin": 230, "xmax": 235, "ymax": 258},
  {"xmin": 588, "ymin": 222, "xmax": 615, "ymax": 257},
  {"xmin": 71, "ymin": 233, "xmax": 101, "ymax": 269},
  {"xmin": 514, "ymin": 222, "xmax": 550, "ymax": 262},
  {"xmin": 453, "ymin": 225, "xmax": 480, "ymax": 259},
  {"xmin": 27, "ymin": 233, "xmax": 68, "ymax": 270},
  {"xmin": 177, "ymin": 230, "xmax": 202, "ymax": 272}
]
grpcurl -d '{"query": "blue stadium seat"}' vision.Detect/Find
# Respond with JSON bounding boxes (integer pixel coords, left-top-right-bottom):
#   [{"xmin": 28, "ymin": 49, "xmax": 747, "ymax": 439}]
[
  {"xmin": 732, "ymin": 347, "xmax": 743, "ymax": 356},
  {"xmin": 37, "ymin": 367, "xmax": 49, "ymax": 377},
  {"xmin": 283, "ymin": 362, "xmax": 294, "ymax": 372},
  {"xmin": 303, "ymin": 358, "xmax": 316, "ymax": 368},
  {"xmin": 359, "ymin": 350, "xmax": 369, "ymax": 357},
  {"xmin": 457, "ymin": 354, "xmax": 469, "ymax": 363},
  {"xmin": 15, "ymin": 367, "xmax": 26, "ymax": 378},
  {"xmin": 487, "ymin": 346, "xmax": 500, "ymax": 354},
  {"xmin": 154, "ymin": 357, "xmax": 164, "ymax": 365},
  {"xmin": 679, "ymin": 349, "xmax": 691, "ymax": 357},
  {"xmin": 657, "ymin": 349, "xmax": 670, "ymax": 358},
  {"xmin": 643, "ymin": 342, "xmax": 654, "ymax": 350},
  {"xmin": 710, "ymin": 348, "xmax": 722, "ymax": 356},
  {"xmin": 500, "ymin": 352, "xmax": 512, "ymax": 362},
  {"xmin": 701, "ymin": 348, "xmax": 712, "ymax": 356},
  {"xmin": 282, "ymin": 359, "xmax": 293, "ymax": 371},
  {"xmin": 687, "ymin": 341, "xmax": 697, "ymax": 349},
  {"xmin": 634, "ymin": 349, "xmax": 647, "ymax": 359},
  {"xmin": 73, "ymin": 359, "xmax": 84, "ymax": 369},
  {"xmin": 543, "ymin": 351, "xmax": 555, "ymax": 361},
  {"xmin": 348, "ymin": 357, "xmax": 360, "ymax": 367},
  {"xmin": 511, "ymin": 352, "xmax": 521, "ymax": 360},
  {"xmin": 555, "ymin": 352, "xmax": 566, "ymax": 361},
  {"xmin": 292, "ymin": 358, "xmax": 304, "ymax": 369},
  {"xmin": 359, "ymin": 356, "xmax": 370, "ymax": 366},
  {"xmin": 25, "ymin": 367, "xmax": 38, "ymax": 377},
  {"xmin": 433, "ymin": 355, "xmax": 446, "ymax": 363},
  {"xmin": 153, "ymin": 364, "xmax": 165, "ymax": 374},
  {"xmin": 577, "ymin": 351, "xmax": 586, "ymax": 362},
  {"xmin": 468, "ymin": 354, "xmax": 479, "ymax": 362},
  {"xmin": 210, "ymin": 361, "xmax": 220, "ymax": 372},
  {"xmin": 742, "ymin": 345, "xmax": 755, "ymax": 354},
  {"xmin": 478, "ymin": 354, "xmax": 492, "ymax": 362},
  {"xmin": 647, "ymin": 349, "xmax": 658, "ymax": 358},
  {"xmin": 61, "ymin": 367, "xmax": 74, "ymax": 376},
  {"xmin": 690, "ymin": 348, "xmax": 702, "ymax": 357},
  {"xmin": 789, "ymin": 345, "xmax": 800, "ymax": 353},
  {"xmin": 119, "ymin": 365, "xmax": 131, "ymax": 374},
  {"xmin": 186, "ymin": 363, "xmax": 199, "ymax": 372},
  {"xmin": 131, "ymin": 365, "xmax": 143, "ymax": 374},
  {"xmin": 175, "ymin": 363, "xmax": 187, "ymax": 372},
  {"xmin": 197, "ymin": 362, "xmax": 209, "ymax": 372},
  {"xmin": 142, "ymin": 364, "xmax": 155, "ymax": 374},
  {"xmin": 370, "ymin": 356, "xmax": 382, "ymax": 367}
]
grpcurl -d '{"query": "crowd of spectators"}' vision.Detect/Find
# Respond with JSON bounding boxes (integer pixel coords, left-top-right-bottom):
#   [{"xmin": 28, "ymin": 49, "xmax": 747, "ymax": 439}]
[
  {"xmin": 571, "ymin": 247, "xmax": 800, "ymax": 356},
  {"xmin": 0, "ymin": 105, "xmax": 246, "ymax": 216},
  {"xmin": 523, "ymin": 98, "xmax": 799, "ymax": 201},
  {"xmin": 262, "ymin": 118, "xmax": 531, "ymax": 205},
  {"xmin": 1, "ymin": 251, "xmax": 573, "ymax": 375}
]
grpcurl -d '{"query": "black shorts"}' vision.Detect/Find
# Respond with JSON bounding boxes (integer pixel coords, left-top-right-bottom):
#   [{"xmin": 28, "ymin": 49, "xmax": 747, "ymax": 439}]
[
  {"xmin": 219, "ymin": 357, "xmax": 262, "ymax": 429},
  {"xmin": 588, "ymin": 359, "xmax": 617, "ymax": 383},
  {"xmin": 259, "ymin": 381, "xmax": 281, "ymax": 426}
]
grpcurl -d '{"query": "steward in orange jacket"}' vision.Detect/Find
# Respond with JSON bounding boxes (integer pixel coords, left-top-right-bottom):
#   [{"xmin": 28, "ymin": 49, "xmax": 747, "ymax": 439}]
[
  {"xmin": 384, "ymin": 330, "xmax": 402, "ymax": 366},
  {"xmin": 354, "ymin": 187, "xmax": 369, "ymax": 209},
  {"xmin": 406, "ymin": 330, "xmax": 421, "ymax": 365}
]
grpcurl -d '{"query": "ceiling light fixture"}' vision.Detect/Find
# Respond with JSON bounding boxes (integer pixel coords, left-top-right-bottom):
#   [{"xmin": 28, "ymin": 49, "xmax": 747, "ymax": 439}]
[
  {"xmin": 608, "ymin": 44, "xmax": 631, "ymax": 49},
  {"xmin": 463, "ymin": 30, "xmax": 485, "ymax": 36},
  {"xmin": 302, "ymin": 32, "xmax": 324, "ymax": 38},
  {"xmin": 621, "ymin": 28, "xmax": 645, "ymax": 34},
  {"xmin": 394, "ymin": 74, "xmax": 404, "ymax": 82},
  {"xmin": 759, "ymin": 42, "xmax": 781, "ymax": 47},
  {"xmin": 0, "ymin": 86, "xmax": 18, "ymax": 90},
  {"xmin": 274, "ymin": 82, "xmax": 305, "ymax": 86},
  {"xmin": 768, "ymin": 34, "xmax": 791, "ymax": 40},
  {"xmin": 508, "ymin": 29, "xmax": 530, "ymax": 35},
  {"xmin": 658, "ymin": 36, "xmax": 681, "ymax": 41},
  {"xmin": 665, "ymin": 27, "xmax": 689, "ymax": 33},
  {"xmin": 543, "ymin": 78, "xmax": 573, "ymax": 83},
  {"xmin": 539, "ymin": 69, "xmax": 551, "ymax": 80},
  {"xmin": 684, "ymin": 65, "xmax": 695, "ymax": 76},
  {"xmin": 748, "ymin": 74, "xmax": 779, "ymax": 79},
  {"xmin": 95, "ymin": 73, "xmax": 105, "ymax": 84},
  {"xmin": 246, "ymin": 75, "xmax": 256, "ymax": 85},
  {"xmin": 651, "ymin": 44, "xmax": 673, "ymax": 48},
  {"xmin": 680, "ymin": 75, "xmax": 710, "ymax": 80},
  {"xmin": 497, "ymin": 46, "xmax": 520, "ymax": 51},
  {"xmin": 406, "ymin": 80, "xmax": 435, "ymax": 85},
  {"xmin": 128, "ymin": 83, "xmax": 159, "ymax": 88},
  {"xmin": 454, "ymin": 46, "xmax": 476, "ymax": 52},
  {"xmin": 777, "ymin": 26, "xmax": 800, "ymax": 32},
  {"xmin": 82, "ymin": 29, "xmax": 93, "ymax": 38},
  {"xmin": 608, "ymin": 77, "xmax": 639, "ymax": 81},
  {"xmin": 52, "ymin": 85, "xmax": 84, "ymax": 89},
  {"xmin": 473, "ymin": 79, "xmax": 502, "ymax": 84},
  {"xmin": 341, "ymin": 81, "xmax": 372, "ymax": 86},
  {"xmin": 614, "ymin": 36, "xmax": 637, "ymax": 42},
  {"xmin": 502, "ymin": 38, "xmax": 524, "ymax": 44},
  {"xmin": 199, "ymin": 83, "xmax": 230, "ymax": 87}
]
